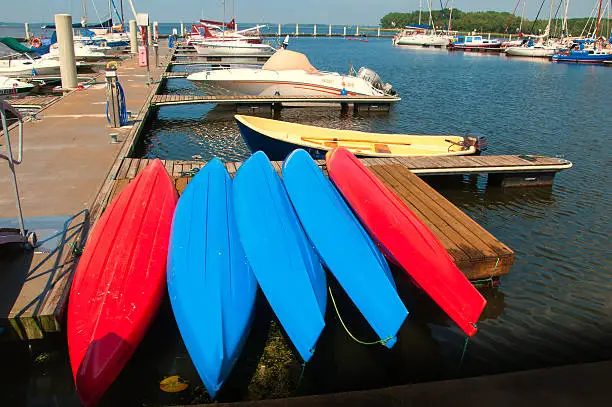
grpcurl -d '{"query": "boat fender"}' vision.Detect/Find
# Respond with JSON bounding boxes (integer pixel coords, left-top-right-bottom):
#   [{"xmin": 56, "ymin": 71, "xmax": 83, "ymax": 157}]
[
  {"xmin": 31, "ymin": 37, "xmax": 42, "ymax": 48},
  {"xmin": 274, "ymin": 91, "xmax": 280, "ymax": 96},
  {"xmin": 340, "ymin": 88, "xmax": 347, "ymax": 96}
]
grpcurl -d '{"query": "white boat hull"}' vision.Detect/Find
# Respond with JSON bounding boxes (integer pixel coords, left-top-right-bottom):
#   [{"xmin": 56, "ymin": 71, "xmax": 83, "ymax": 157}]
[
  {"xmin": 0, "ymin": 76, "xmax": 34, "ymax": 97},
  {"xmin": 188, "ymin": 68, "xmax": 383, "ymax": 97},
  {"xmin": 0, "ymin": 59, "xmax": 61, "ymax": 77},
  {"xmin": 395, "ymin": 35, "xmax": 449, "ymax": 47},
  {"xmin": 506, "ymin": 46, "xmax": 556, "ymax": 57},
  {"xmin": 193, "ymin": 42, "xmax": 275, "ymax": 56}
]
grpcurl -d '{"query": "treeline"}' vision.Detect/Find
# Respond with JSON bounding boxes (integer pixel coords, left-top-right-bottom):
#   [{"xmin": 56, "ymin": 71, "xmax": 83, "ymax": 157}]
[{"xmin": 381, "ymin": 9, "xmax": 612, "ymax": 37}]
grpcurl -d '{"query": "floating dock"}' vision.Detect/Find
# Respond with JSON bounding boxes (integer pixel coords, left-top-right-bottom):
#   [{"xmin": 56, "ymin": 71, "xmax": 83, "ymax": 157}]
[
  {"xmin": 109, "ymin": 157, "xmax": 514, "ymax": 282},
  {"xmin": 150, "ymin": 94, "xmax": 401, "ymax": 110}
]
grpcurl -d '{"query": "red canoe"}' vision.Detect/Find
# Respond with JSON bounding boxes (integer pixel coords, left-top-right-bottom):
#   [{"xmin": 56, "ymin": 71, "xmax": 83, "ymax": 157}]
[
  {"xmin": 326, "ymin": 148, "xmax": 486, "ymax": 337},
  {"xmin": 67, "ymin": 159, "xmax": 178, "ymax": 406}
]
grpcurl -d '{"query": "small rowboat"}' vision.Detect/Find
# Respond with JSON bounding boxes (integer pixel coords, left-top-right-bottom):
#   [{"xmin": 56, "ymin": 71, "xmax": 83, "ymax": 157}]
[
  {"xmin": 235, "ymin": 115, "xmax": 486, "ymax": 161},
  {"xmin": 326, "ymin": 148, "xmax": 486, "ymax": 337},
  {"xmin": 67, "ymin": 159, "xmax": 178, "ymax": 406}
]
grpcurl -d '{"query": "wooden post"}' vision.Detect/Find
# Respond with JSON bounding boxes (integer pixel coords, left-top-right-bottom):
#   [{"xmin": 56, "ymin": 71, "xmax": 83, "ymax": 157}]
[
  {"xmin": 180, "ymin": 22, "xmax": 184, "ymax": 37},
  {"xmin": 328, "ymin": 24, "xmax": 332, "ymax": 36},
  {"xmin": 378, "ymin": 27, "xmax": 381, "ymax": 37},
  {"xmin": 54, "ymin": 14, "xmax": 78, "ymax": 90},
  {"xmin": 356, "ymin": 26, "xmax": 359, "ymax": 36},
  {"xmin": 343, "ymin": 26, "xmax": 346, "ymax": 37},
  {"xmin": 278, "ymin": 23, "xmax": 281, "ymax": 36},
  {"xmin": 153, "ymin": 21, "xmax": 159, "ymax": 42},
  {"xmin": 296, "ymin": 23, "xmax": 299, "ymax": 36},
  {"xmin": 24, "ymin": 23, "xmax": 30, "ymax": 40},
  {"xmin": 148, "ymin": 23, "xmax": 153, "ymax": 47},
  {"xmin": 314, "ymin": 24, "xmax": 317, "ymax": 37}
]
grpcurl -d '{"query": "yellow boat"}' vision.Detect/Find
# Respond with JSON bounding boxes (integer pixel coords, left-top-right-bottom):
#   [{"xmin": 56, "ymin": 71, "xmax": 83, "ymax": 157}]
[{"xmin": 234, "ymin": 115, "xmax": 486, "ymax": 161}]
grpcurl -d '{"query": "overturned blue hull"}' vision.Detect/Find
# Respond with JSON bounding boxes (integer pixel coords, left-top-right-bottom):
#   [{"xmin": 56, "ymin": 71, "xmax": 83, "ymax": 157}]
[
  {"xmin": 283, "ymin": 149, "xmax": 408, "ymax": 348},
  {"xmin": 233, "ymin": 151, "xmax": 327, "ymax": 362},
  {"xmin": 167, "ymin": 158, "xmax": 257, "ymax": 399}
]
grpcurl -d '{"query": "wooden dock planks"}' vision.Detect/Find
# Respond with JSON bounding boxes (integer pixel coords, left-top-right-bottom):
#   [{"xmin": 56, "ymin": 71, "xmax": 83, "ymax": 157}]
[
  {"xmin": 111, "ymin": 157, "xmax": 515, "ymax": 280},
  {"xmin": 150, "ymin": 94, "xmax": 402, "ymax": 107}
]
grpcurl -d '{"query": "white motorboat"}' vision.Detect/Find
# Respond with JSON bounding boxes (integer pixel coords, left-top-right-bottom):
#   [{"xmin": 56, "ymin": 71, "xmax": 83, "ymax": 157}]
[
  {"xmin": 0, "ymin": 76, "xmax": 35, "ymax": 97},
  {"xmin": 45, "ymin": 42, "xmax": 109, "ymax": 61},
  {"xmin": 0, "ymin": 53, "xmax": 62, "ymax": 77},
  {"xmin": 187, "ymin": 49, "xmax": 395, "ymax": 97},
  {"xmin": 193, "ymin": 40, "xmax": 276, "ymax": 56}
]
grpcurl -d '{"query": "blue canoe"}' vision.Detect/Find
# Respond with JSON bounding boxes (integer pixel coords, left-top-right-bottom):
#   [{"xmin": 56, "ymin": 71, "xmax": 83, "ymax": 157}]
[
  {"xmin": 167, "ymin": 158, "xmax": 257, "ymax": 398},
  {"xmin": 282, "ymin": 149, "xmax": 408, "ymax": 348},
  {"xmin": 233, "ymin": 151, "xmax": 326, "ymax": 362}
]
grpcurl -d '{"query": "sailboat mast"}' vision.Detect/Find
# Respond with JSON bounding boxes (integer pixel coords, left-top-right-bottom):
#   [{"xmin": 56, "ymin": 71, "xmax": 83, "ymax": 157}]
[
  {"xmin": 108, "ymin": 0, "xmax": 112, "ymax": 33},
  {"xmin": 448, "ymin": 0, "xmax": 454, "ymax": 32},
  {"xmin": 595, "ymin": 0, "xmax": 603, "ymax": 37},
  {"xmin": 223, "ymin": 0, "xmax": 226, "ymax": 37},
  {"xmin": 419, "ymin": 0, "xmax": 422, "ymax": 25},
  {"xmin": 121, "ymin": 0, "xmax": 125, "ymax": 26},
  {"xmin": 82, "ymin": 0, "xmax": 88, "ymax": 26},
  {"xmin": 519, "ymin": 0, "xmax": 526, "ymax": 33},
  {"xmin": 546, "ymin": 0, "xmax": 555, "ymax": 38},
  {"xmin": 562, "ymin": 0, "xmax": 570, "ymax": 36}
]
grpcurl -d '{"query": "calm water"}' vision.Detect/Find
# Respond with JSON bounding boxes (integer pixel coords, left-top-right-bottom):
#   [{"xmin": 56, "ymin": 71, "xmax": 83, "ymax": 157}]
[{"xmin": 3, "ymin": 37, "xmax": 612, "ymax": 406}]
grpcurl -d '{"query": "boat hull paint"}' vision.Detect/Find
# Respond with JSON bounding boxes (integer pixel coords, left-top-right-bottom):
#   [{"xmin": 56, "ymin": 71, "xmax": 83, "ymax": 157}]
[
  {"xmin": 187, "ymin": 68, "xmax": 382, "ymax": 97},
  {"xmin": 506, "ymin": 46, "xmax": 556, "ymax": 57},
  {"xmin": 283, "ymin": 150, "xmax": 408, "ymax": 348},
  {"xmin": 194, "ymin": 42, "xmax": 275, "ymax": 56},
  {"xmin": 233, "ymin": 151, "xmax": 326, "ymax": 362},
  {"xmin": 67, "ymin": 159, "xmax": 178, "ymax": 406},
  {"xmin": 326, "ymin": 148, "xmax": 487, "ymax": 337},
  {"xmin": 167, "ymin": 158, "xmax": 257, "ymax": 399},
  {"xmin": 237, "ymin": 118, "xmax": 328, "ymax": 160},
  {"xmin": 552, "ymin": 51, "xmax": 612, "ymax": 63}
]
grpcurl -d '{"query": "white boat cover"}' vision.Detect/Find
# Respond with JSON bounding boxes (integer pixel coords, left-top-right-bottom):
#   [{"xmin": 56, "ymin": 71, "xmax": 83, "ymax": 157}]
[{"xmin": 262, "ymin": 49, "xmax": 318, "ymax": 73}]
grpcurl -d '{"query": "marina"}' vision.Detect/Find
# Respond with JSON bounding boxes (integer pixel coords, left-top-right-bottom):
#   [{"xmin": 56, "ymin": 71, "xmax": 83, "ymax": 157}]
[{"xmin": 0, "ymin": 1, "xmax": 611, "ymax": 405}]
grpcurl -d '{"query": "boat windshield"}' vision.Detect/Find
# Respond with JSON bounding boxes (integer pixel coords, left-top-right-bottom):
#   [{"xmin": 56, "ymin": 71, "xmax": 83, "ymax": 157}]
[{"xmin": 262, "ymin": 49, "xmax": 318, "ymax": 73}]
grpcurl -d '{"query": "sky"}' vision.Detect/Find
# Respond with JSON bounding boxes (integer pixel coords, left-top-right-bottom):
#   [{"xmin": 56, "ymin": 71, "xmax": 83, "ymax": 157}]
[{"xmin": 1, "ymin": 1, "xmax": 605, "ymax": 26}]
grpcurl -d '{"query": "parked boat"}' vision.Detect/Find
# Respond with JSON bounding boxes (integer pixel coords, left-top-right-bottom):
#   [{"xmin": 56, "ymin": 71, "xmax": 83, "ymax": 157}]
[
  {"xmin": 193, "ymin": 40, "xmax": 275, "ymax": 56},
  {"xmin": 326, "ymin": 148, "xmax": 487, "ymax": 337},
  {"xmin": 393, "ymin": 25, "xmax": 450, "ymax": 47},
  {"xmin": 188, "ymin": 49, "xmax": 395, "ymax": 97},
  {"xmin": 233, "ymin": 151, "xmax": 326, "ymax": 362},
  {"xmin": 0, "ymin": 53, "xmax": 62, "ymax": 77},
  {"xmin": 0, "ymin": 76, "xmax": 35, "ymax": 97},
  {"xmin": 167, "ymin": 158, "xmax": 257, "ymax": 399},
  {"xmin": 67, "ymin": 159, "xmax": 178, "ymax": 406},
  {"xmin": 46, "ymin": 42, "xmax": 109, "ymax": 61},
  {"xmin": 448, "ymin": 35, "xmax": 502, "ymax": 51},
  {"xmin": 506, "ymin": 41, "xmax": 557, "ymax": 57},
  {"xmin": 234, "ymin": 115, "xmax": 485, "ymax": 161},
  {"xmin": 188, "ymin": 19, "xmax": 266, "ymax": 45},
  {"xmin": 552, "ymin": 1, "xmax": 612, "ymax": 63},
  {"xmin": 283, "ymin": 149, "xmax": 408, "ymax": 348}
]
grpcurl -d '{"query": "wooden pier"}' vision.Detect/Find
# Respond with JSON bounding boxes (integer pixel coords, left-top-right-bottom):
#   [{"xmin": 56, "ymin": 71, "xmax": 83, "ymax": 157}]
[
  {"xmin": 150, "ymin": 94, "xmax": 401, "ymax": 110},
  {"xmin": 109, "ymin": 157, "xmax": 514, "ymax": 282},
  {"xmin": 361, "ymin": 155, "xmax": 573, "ymax": 187}
]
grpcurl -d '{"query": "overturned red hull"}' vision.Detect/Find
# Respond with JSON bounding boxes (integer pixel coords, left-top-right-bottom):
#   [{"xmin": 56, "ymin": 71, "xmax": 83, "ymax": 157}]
[
  {"xmin": 326, "ymin": 148, "xmax": 486, "ymax": 337},
  {"xmin": 67, "ymin": 159, "xmax": 178, "ymax": 406}
]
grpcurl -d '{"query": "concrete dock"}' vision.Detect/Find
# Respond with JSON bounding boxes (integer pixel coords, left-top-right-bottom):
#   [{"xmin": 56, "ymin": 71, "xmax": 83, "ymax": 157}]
[{"xmin": 0, "ymin": 44, "xmax": 172, "ymax": 340}]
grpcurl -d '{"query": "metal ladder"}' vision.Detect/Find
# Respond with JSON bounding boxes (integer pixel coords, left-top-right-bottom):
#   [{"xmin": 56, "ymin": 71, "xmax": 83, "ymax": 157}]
[{"xmin": 0, "ymin": 100, "xmax": 36, "ymax": 248}]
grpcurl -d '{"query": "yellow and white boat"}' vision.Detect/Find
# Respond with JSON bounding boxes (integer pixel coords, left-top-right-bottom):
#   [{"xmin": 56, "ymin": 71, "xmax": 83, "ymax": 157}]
[{"xmin": 234, "ymin": 115, "xmax": 486, "ymax": 161}]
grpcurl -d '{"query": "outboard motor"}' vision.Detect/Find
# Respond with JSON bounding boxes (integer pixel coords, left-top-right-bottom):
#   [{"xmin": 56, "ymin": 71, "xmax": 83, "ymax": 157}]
[{"xmin": 357, "ymin": 67, "xmax": 394, "ymax": 95}]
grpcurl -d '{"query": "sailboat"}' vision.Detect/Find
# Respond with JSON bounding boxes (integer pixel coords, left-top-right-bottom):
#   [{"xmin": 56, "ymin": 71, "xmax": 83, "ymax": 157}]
[
  {"xmin": 393, "ymin": 0, "xmax": 454, "ymax": 47},
  {"xmin": 552, "ymin": 0, "xmax": 612, "ymax": 62},
  {"xmin": 506, "ymin": 0, "xmax": 559, "ymax": 57}
]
